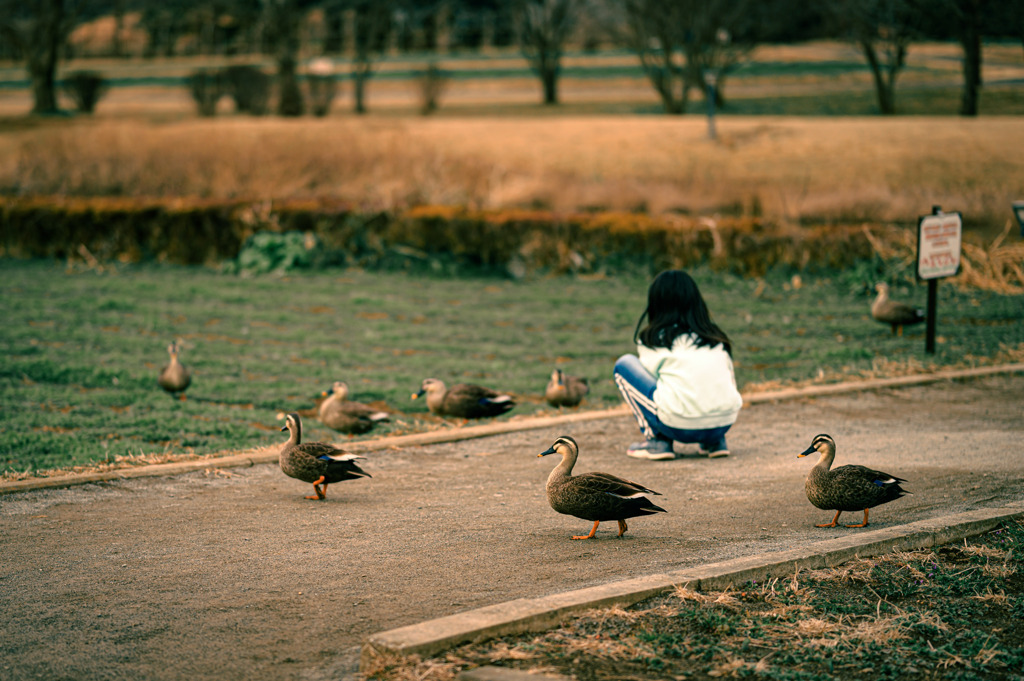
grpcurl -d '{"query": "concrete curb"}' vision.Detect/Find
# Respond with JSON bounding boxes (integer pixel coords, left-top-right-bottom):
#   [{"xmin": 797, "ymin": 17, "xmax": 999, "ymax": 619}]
[
  {"xmin": 359, "ymin": 503, "xmax": 1024, "ymax": 672},
  {"xmin": 2, "ymin": 362, "xmax": 1021, "ymax": 496}
]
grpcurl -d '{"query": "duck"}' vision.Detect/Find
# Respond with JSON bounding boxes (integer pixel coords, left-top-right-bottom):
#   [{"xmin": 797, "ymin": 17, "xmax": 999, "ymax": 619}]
[
  {"xmin": 412, "ymin": 378, "xmax": 515, "ymax": 419},
  {"xmin": 871, "ymin": 282, "xmax": 925, "ymax": 336},
  {"xmin": 318, "ymin": 381, "xmax": 390, "ymax": 434},
  {"xmin": 545, "ymin": 369, "xmax": 590, "ymax": 408},
  {"xmin": 157, "ymin": 340, "xmax": 191, "ymax": 400},
  {"xmin": 538, "ymin": 435, "xmax": 667, "ymax": 539},
  {"xmin": 798, "ymin": 433, "xmax": 910, "ymax": 528},
  {"xmin": 279, "ymin": 413, "xmax": 371, "ymax": 500}
]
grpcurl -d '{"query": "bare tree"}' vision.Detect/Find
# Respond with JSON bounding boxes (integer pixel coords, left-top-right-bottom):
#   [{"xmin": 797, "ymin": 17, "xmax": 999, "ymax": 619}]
[
  {"xmin": 350, "ymin": 0, "xmax": 393, "ymax": 114},
  {"xmin": 612, "ymin": 0, "xmax": 757, "ymax": 115},
  {"xmin": 829, "ymin": 0, "xmax": 926, "ymax": 115},
  {"xmin": 952, "ymin": 0, "xmax": 983, "ymax": 116},
  {"xmin": 263, "ymin": 0, "xmax": 306, "ymax": 116},
  {"xmin": 0, "ymin": 0, "xmax": 77, "ymax": 114},
  {"xmin": 514, "ymin": 0, "xmax": 578, "ymax": 105}
]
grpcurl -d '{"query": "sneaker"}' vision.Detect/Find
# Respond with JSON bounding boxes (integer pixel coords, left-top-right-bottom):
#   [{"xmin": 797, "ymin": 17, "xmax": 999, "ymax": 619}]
[
  {"xmin": 626, "ymin": 438, "xmax": 675, "ymax": 460},
  {"xmin": 699, "ymin": 439, "xmax": 730, "ymax": 459}
]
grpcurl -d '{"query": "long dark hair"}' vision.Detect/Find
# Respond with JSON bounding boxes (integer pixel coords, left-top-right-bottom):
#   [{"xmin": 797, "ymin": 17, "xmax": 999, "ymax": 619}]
[{"xmin": 633, "ymin": 270, "xmax": 732, "ymax": 355}]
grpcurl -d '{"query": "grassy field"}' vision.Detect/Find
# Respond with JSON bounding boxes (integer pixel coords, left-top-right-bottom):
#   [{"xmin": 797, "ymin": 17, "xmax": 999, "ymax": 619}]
[
  {"xmin": 364, "ymin": 520, "xmax": 1024, "ymax": 681},
  {"xmin": 2, "ymin": 115, "xmax": 1023, "ymax": 237},
  {"xmin": 1, "ymin": 258, "xmax": 1021, "ymax": 477},
  {"xmin": 1, "ymin": 43, "xmax": 1023, "ymax": 233},
  {"xmin": 1, "ymin": 40, "xmax": 1021, "ymax": 477}
]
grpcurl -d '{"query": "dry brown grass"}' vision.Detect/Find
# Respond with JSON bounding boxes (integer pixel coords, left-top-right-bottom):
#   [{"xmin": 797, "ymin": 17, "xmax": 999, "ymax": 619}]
[
  {"xmin": 366, "ymin": 524, "xmax": 1024, "ymax": 681},
  {"xmin": 2, "ymin": 114, "xmax": 1022, "ymax": 234}
]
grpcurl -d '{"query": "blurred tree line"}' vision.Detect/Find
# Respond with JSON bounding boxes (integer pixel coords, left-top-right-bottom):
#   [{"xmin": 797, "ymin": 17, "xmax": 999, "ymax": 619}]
[{"xmin": 1, "ymin": 0, "xmax": 1021, "ymax": 117}]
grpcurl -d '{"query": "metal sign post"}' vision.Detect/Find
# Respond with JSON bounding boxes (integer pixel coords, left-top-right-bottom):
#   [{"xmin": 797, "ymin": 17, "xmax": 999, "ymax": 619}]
[{"xmin": 917, "ymin": 206, "xmax": 963, "ymax": 354}]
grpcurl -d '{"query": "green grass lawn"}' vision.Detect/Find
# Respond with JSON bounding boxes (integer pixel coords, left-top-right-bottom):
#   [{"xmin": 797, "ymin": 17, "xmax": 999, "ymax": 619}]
[{"xmin": 1, "ymin": 258, "xmax": 1021, "ymax": 476}]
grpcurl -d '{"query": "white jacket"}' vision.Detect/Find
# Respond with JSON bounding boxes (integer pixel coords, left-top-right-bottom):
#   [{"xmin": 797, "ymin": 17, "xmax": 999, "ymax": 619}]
[{"xmin": 637, "ymin": 333, "xmax": 742, "ymax": 430}]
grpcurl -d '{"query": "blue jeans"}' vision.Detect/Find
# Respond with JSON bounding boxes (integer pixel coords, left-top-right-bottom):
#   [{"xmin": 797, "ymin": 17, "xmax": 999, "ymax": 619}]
[{"xmin": 613, "ymin": 354, "xmax": 731, "ymax": 451}]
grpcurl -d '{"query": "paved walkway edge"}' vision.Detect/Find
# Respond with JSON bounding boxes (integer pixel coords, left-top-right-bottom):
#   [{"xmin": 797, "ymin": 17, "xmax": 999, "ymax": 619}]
[
  {"xmin": 359, "ymin": 503, "xmax": 1024, "ymax": 671},
  {"xmin": 3, "ymin": 362, "xmax": 1022, "ymax": 496}
]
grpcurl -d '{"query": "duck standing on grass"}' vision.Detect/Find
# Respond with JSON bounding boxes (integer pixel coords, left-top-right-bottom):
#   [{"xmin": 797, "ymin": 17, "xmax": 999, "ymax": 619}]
[
  {"xmin": 279, "ymin": 413, "xmax": 371, "ymax": 500},
  {"xmin": 871, "ymin": 282, "xmax": 925, "ymax": 336},
  {"xmin": 412, "ymin": 378, "xmax": 515, "ymax": 419},
  {"xmin": 539, "ymin": 435, "xmax": 666, "ymax": 540},
  {"xmin": 157, "ymin": 340, "xmax": 191, "ymax": 400},
  {"xmin": 798, "ymin": 433, "xmax": 910, "ymax": 528},
  {"xmin": 319, "ymin": 381, "xmax": 390, "ymax": 434},
  {"xmin": 545, "ymin": 369, "xmax": 590, "ymax": 408}
]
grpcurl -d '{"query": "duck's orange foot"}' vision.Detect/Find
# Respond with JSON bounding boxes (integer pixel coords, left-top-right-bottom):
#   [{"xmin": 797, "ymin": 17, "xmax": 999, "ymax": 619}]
[
  {"xmin": 816, "ymin": 511, "xmax": 842, "ymax": 528},
  {"xmin": 305, "ymin": 478, "xmax": 326, "ymax": 500},
  {"xmin": 844, "ymin": 510, "xmax": 869, "ymax": 528},
  {"xmin": 571, "ymin": 520, "xmax": 600, "ymax": 540}
]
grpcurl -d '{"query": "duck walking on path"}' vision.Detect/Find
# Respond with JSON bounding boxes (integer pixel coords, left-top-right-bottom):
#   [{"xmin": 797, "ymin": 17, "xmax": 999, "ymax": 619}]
[
  {"xmin": 539, "ymin": 435, "xmax": 666, "ymax": 540},
  {"xmin": 157, "ymin": 341, "xmax": 191, "ymax": 400},
  {"xmin": 871, "ymin": 283, "xmax": 925, "ymax": 336},
  {"xmin": 798, "ymin": 433, "xmax": 910, "ymax": 528},
  {"xmin": 545, "ymin": 369, "xmax": 590, "ymax": 408},
  {"xmin": 319, "ymin": 381, "xmax": 390, "ymax": 434},
  {"xmin": 412, "ymin": 378, "xmax": 515, "ymax": 419},
  {"xmin": 279, "ymin": 413, "xmax": 371, "ymax": 500}
]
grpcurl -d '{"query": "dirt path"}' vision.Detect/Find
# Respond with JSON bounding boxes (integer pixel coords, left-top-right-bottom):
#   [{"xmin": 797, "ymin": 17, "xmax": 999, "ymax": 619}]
[{"xmin": 2, "ymin": 374, "xmax": 1022, "ymax": 681}]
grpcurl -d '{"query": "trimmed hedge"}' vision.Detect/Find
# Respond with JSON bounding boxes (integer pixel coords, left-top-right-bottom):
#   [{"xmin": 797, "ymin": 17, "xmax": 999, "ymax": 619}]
[{"xmin": 0, "ymin": 197, "xmax": 876, "ymax": 276}]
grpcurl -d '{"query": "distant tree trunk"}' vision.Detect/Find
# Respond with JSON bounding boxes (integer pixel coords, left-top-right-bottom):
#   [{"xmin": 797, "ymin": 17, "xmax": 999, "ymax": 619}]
[
  {"xmin": 23, "ymin": 0, "xmax": 68, "ymax": 114},
  {"xmin": 349, "ymin": 1, "xmax": 392, "ymax": 114},
  {"xmin": 621, "ymin": 0, "xmax": 690, "ymax": 115},
  {"xmin": 277, "ymin": 53, "xmax": 305, "ymax": 116},
  {"xmin": 0, "ymin": 0, "xmax": 68, "ymax": 112},
  {"xmin": 515, "ymin": 0, "xmax": 577, "ymax": 106},
  {"xmin": 831, "ymin": 0, "xmax": 921, "ymax": 116},
  {"xmin": 540, "ymin": 62, "xmax": 558, "ymax": 104},
  {"xmin": 112, "ymin": 0, "xmax": 126, "ymax": 57},
  {"xmin": 958, "ymin": 0, "xmax": 982, "ymax": 117},
  {"xmin": 617, "ymin": 0, "xmax": 757, "ymax": 116},
  {"xmin": 353, "ymin": 60, "xmax": 370, "ymax": 114},
  {"xmin": 264, "ymin": 0, "xmax": 305, "ymax": 116},
  {"xmin": 859, "ymin": 38, "xmax": 901, "ymax": 114}
]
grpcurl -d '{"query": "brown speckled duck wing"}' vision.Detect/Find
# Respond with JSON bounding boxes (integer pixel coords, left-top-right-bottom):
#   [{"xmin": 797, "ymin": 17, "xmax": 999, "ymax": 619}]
[
  {"xmin": 320, "ymin": 404, "xmax": 372, "ymax": 434},
  {"xmin": 445, "ymin": 383, "xmax": 515, "ymax": 418},
  {"xmin": 830, "ymin": 464, "xmax": 909, "ymax": 509},
  {"xmin": 873, "ymin": 298, "xmax": 925, "ymax": 327},
  {"xmin": 298, "ymin": 442, "xmax": 344, "ymax": 459},
  {"xmin": 341, "ymin": 401, "xmax": 381, "ymax": 417},
  {"xmin": 566, "ymin": 376, "xmax": 590, "ymax": 401},
  {"xmin": 586, "ymin": 472, "xmax": 661, "ymax": 496},
  {"xmin": 566, "ymin": 472, "xmax": 667, "ymax": 520},
  {"xmin": 280, "ymin": 444, "xmax": 329, "ymax": 483}
]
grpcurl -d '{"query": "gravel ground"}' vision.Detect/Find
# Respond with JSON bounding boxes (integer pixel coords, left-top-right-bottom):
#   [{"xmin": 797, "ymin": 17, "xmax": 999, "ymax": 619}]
[{"xmin": 2, "ymin": 374, "xmax": 1022, "ymax": 681}]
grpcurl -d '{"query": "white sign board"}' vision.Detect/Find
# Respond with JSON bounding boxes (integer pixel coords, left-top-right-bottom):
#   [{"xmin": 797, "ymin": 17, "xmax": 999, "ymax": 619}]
[{"xmin": 917, "ymin": 212, "xmax": 962, "ymax": 280}]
